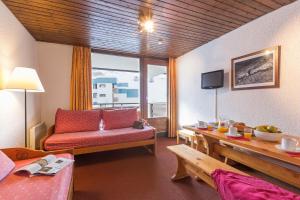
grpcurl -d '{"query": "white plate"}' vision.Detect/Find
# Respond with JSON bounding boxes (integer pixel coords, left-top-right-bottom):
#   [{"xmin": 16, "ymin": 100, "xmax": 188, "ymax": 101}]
[
  {"xmin": 196, "ymin": 126, "xmax": 207, "ymax": 128},
  {"xmin": 275, "ymin": 144, "xmax": 300, "ymax": 153},
  {"xmin": 225, "ymin": 133, "xmax": 241, "ymax": 138}
]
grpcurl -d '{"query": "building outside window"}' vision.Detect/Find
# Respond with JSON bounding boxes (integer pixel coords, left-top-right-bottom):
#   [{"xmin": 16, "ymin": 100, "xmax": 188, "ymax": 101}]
[{"xmin": 92, "ymin": 53, "xmax": 140, "ymax": 109}]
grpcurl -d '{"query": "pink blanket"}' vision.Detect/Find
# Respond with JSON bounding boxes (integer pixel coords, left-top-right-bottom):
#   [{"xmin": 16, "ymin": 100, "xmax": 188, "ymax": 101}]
[{"xmin": 211, "ymin": 169, "xmax": 300, "ymax": 200}]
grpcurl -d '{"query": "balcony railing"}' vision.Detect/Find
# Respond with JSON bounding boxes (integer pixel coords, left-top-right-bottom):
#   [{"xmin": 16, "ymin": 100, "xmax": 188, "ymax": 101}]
[
  {"xmin": 148, "ymin": 102, "xmax": 167, "ymax": 118},
  {"xmin": 93, "ymin": 102, "xmax": 167, "ymax": 118},
  {"xmin": 93, "ymin": 102, "xmax": 139, "ymax": 108}
]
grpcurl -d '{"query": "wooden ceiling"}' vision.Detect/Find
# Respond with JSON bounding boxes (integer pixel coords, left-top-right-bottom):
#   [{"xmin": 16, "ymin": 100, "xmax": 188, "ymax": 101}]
[{"xmin": 3, "ymin": 0, "xmax": 295, "ymax": 59}]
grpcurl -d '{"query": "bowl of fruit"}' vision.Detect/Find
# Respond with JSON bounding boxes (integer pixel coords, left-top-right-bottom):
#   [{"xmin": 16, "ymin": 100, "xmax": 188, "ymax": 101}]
[{"xmin": 254, "ymin": 125, "xmax": 282, "ymax": 142}]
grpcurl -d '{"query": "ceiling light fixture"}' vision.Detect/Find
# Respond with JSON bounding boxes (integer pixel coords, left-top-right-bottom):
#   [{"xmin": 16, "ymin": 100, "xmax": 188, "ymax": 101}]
[
  {"xmin": 158, "ymin": 38, "xmax": 163, "ymax": 45},
  {"xmin": 138, "ymin": 8, "xmax": 154, "ymax": 33},
  {"xmin": 265, "ymin": 50, "xmax": 271, "ymax": 55}
]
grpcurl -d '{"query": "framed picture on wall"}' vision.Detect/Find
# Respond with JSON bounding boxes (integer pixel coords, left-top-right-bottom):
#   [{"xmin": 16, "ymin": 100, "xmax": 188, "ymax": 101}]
[{"xmin": 231, "ymin": 46, "xmax": 280, "ymax": 90}]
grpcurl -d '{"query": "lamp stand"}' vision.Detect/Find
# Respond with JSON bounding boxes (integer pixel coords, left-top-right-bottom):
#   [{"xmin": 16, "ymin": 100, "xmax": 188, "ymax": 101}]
[{"xmin": 24, "ymin": 89, "xmax": 27, "ymax": 147}]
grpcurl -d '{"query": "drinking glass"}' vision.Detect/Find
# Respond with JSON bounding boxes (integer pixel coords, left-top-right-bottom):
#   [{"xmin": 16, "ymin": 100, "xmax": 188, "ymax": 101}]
[
  {"xmin": 218, "ymin": 118, "xmax": 229, "ymax": 133},
  {"xmin": 244, "ymin": 127, "xmax": 252, "ymax": 139}
]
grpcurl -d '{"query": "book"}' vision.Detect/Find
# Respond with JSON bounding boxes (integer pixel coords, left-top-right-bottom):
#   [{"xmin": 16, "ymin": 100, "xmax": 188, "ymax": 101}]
[{"xmin": 15, "ymin": 154, "xmax": 74, "ymax": 176}]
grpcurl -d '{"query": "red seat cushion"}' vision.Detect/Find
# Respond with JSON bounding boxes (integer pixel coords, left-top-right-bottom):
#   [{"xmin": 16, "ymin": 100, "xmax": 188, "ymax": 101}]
[
  {"xmin": 55, "ymin": 108, "xmax": 101, "ymax": 133},
  {"xmin": 212, "ymin": 169, "xmax": 300, "ymax": 200},
  {"xmin": 0, "ymin": 151, "xmax": 15, "ymax": 181},
  {"xmin": 102, "ymin": 108, "xmax": 138, "ymax": 130},
  {"xmin": 44, "ymin": 126, "xmax": 155, "ymax": 151},
  {"xmin": 0, "ymin": 153, "xmax": 73, "ymax": 200}
]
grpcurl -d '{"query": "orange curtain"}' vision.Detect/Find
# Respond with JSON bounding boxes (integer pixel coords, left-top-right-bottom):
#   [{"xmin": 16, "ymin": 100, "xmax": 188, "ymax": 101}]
[
  {"xmin": 167, "ymin": 58, "xmax": 177, "ymax": 138},
  {"xmin": 70, "ymin": 46, "xmax": 92, "ymax": 110}
]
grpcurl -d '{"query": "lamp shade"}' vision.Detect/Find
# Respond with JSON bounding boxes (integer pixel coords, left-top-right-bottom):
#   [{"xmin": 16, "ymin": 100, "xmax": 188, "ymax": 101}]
[{"xmin": 6, "ymin": 67, "xmax": 45, "ymax": 92}]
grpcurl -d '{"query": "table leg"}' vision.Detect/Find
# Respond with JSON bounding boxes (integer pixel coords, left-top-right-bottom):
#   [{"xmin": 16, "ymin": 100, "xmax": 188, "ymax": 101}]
[
  {"xmin": 171, "ymin": 156, "xmax": 189, "ymax": 181},
  {"xmin": 202, "ymin": 135, "xmax": 222, "ymax": 160},
  {"xmin": 191, "ymin": 136, "xmax": 194, "ymax": 148}
]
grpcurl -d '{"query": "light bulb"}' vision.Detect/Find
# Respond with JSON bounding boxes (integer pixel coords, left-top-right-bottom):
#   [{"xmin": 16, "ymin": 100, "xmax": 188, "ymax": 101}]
[{"xmin": 158, "ymin": 39, "xmax": 163, "ymax": 45}]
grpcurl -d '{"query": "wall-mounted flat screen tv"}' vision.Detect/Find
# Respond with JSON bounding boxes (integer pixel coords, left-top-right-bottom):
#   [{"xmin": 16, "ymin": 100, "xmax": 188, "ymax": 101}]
[{"xmin": 201, "ymin": 70, "xmax": 224, "ymax": 89}]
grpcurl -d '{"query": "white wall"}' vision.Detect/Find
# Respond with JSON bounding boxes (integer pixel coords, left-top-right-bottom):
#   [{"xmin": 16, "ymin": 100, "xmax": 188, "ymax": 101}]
[
  {"xmin": 177, "ymin": 1, "xmax": 300, "ymax": 136},
  {"xmin": 0, "ymin": 1, "xmax": 41, "ymax": 147},
  {"xmin": 37, "ymin": 42, "xmax": 73, "ymax": 127}
]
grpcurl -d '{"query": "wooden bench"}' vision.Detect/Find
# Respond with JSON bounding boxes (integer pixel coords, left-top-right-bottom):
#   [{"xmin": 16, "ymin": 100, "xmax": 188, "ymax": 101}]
[
  {"xmin": 167, "ymin": 144, "xmax": 247, "ymax": 188},
  {"xmin": 177, "ymin": 130, "xmax": 207, "ymax": 153},
  {"xmin": 177, "ymin": 129, "xmax": 196, "ymax": 147}
]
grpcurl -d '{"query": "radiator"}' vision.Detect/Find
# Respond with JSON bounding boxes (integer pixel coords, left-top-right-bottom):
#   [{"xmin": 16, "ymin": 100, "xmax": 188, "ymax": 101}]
[{"xmin": 29, "ymin": 122, "xmax": 47, "ymax": 150}]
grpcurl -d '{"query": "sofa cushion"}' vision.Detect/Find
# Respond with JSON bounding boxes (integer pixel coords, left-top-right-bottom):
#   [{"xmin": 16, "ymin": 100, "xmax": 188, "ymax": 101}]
[
  {"xmin": 55, "ymin": 108, "xmax": 101, "ymax": 133},
  {"xmin": 0, "ymin": 153, "xmax": 73, "ymax": 200},
  {"xmin": 44, "ymin": 126, "xmax": 155, "ymax": 151},
  {"xmin": 0, "ymin": 151, "xmax": 15, "ymax": 181},
  {"xmin": 102, "ymin": 108, "xmax": 138, "ymax": 130}
]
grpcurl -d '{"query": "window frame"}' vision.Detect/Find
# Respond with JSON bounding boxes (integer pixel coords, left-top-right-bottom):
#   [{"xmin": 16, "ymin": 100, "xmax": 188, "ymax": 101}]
[{"xmin": 91, "ymin": 50, "xmax": 169, "ymax": 127}]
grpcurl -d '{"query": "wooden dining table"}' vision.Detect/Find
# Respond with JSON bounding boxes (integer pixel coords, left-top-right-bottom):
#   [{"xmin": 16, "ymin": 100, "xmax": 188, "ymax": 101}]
[{"xmin": 183, "ymin": 125, "xmax": 300, "ymax": 189}]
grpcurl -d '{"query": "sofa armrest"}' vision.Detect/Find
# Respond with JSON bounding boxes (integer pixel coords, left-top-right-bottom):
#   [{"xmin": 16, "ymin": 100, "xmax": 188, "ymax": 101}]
[
  {"xmin": 40, "ymin": 125, "xmax": 55, "ymax": 150},
  {"xmin": 1, "ymin": 148, "xmax": 73, "ymax": 161}
]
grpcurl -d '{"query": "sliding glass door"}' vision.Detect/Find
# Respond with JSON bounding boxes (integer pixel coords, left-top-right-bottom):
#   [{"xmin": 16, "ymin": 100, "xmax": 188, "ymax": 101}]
[
  {"xmin": 147, "ymin": 64, "xmax": 167, "ymax": 118},
  {"xmin": 142, "ymin": 58, "xmax": 168, "ymax": 133}
]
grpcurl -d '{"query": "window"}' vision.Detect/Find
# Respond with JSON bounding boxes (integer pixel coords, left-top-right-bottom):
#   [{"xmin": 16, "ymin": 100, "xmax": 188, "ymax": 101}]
[
  {"xmin": 99, "ymin": 84, "xmax": 106, "ymax": 88},
  {"xmin": 92, "ymin": 53, "xmax": 140, "ymax": 109}
]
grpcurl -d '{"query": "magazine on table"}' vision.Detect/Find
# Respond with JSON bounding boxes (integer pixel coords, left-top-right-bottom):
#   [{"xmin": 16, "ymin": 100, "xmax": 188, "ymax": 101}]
[{"xmin": 15, "ymin": 154, "xmax": 74, "ymax": 176}]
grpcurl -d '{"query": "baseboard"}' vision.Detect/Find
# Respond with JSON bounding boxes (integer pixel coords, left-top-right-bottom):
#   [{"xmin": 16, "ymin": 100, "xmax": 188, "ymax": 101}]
[{"xmin": 157, "ymin": 132, "xmax": 168, "ymax": 137}]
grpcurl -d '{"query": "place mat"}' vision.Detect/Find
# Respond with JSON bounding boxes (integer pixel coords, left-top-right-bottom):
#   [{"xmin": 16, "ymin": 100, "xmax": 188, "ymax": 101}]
[
  {"xmin": 286, "ymin": 152, "xmax": 300, "ymax": 157},
  {"xmin": 275, "ymin": 145, "xmax": 300, "ymax": 157},
  {"xmin": 226, "ymin": 136, "xmax": 250, "ymax": 141}
]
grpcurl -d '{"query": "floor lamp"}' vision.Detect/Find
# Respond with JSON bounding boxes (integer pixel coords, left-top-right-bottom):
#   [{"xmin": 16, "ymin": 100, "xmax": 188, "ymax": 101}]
[{"xmin": 6, "ymin": 67, "xmax": 45, "ymax": 147}]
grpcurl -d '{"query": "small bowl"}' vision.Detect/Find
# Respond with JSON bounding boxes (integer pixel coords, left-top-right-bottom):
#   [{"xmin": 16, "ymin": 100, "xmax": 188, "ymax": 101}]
[{"xmin": 253, "ymin": 130, "xmax": 282, "ymax": 142}]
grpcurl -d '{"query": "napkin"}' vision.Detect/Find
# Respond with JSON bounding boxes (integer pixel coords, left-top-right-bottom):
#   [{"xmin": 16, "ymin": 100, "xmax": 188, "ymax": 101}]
[
  {"xmin": 227, "ymin": 136, "xmax": 250, "ymax": 141},
  {"xmin": 286, "ymin": 152, "xmax": 300, "ymax": 157}
]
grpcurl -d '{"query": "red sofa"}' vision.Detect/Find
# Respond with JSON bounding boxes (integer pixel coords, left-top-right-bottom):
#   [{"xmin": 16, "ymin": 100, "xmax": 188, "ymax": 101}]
[
  {"xmin": 41, "ymin": 108, "xmax": 156, "ymax": 155},
  {"xmin": 0, "ymin": 148, "xmax": 74, "ymax": 200}
]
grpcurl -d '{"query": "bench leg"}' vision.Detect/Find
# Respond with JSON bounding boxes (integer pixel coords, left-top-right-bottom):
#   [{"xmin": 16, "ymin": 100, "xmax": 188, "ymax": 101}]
[
  {"xmin": 185, "ymin": 137, "xmax": 188, "ymax": 144},
  {"xmin": 145, "ymin": 144, "xmax": 156, "ymax": 156},
  {"xmin": 191, "ymin": 136, "xmax": 194, "ymax": 148},
  {"xmin": 171, "ymin": 156, "xmax": 189, "ymax": 181}
]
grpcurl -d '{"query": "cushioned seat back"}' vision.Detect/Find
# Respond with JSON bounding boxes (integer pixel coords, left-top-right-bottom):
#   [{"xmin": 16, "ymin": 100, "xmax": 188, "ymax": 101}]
[
  {"xmin": 102, "ymin": 108, "xmax": 138, "ymax": 130},
  {"xmin": 55, "ymin": 108, "xmax": 102, "ymax": 133}
]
